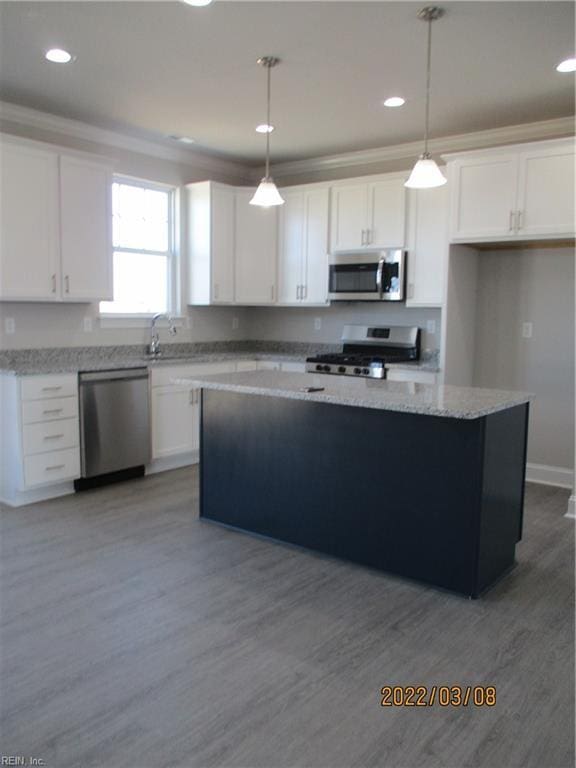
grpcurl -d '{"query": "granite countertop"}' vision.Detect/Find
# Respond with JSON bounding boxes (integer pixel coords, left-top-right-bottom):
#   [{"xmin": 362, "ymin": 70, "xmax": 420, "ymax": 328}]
[
  {"xmin": 0, "ymin": 343, "xmax": 441, "ymax": 376},
  {"xmin": 172, "ymin": 370, "xmax": 531, "ymax": 420}
]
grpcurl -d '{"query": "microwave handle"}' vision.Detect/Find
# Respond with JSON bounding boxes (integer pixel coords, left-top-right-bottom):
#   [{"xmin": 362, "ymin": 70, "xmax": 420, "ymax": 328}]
[{"xmin": 376, "ymin": 256, "xmax": 385, "ymax": 299}]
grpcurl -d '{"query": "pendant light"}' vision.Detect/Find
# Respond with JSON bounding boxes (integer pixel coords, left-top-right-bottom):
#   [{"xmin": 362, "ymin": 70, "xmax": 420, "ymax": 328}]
[
  {"xmin": 405, "ymin": 7, "xmax": 447, "ymax": 189},
  {"xmin": 250, "ymin": 56, "xmax": 285, "ymax": 207}
]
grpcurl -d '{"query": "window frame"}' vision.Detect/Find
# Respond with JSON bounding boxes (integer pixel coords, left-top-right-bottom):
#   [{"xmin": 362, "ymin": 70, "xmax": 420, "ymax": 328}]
[{"xmin": 99, "ymin": 174, "xmax": 180, "ymax": 320}]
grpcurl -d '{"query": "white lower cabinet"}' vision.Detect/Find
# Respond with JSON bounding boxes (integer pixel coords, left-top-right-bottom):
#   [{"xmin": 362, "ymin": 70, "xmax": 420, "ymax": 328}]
[
  {"xmin": 0, "ymin": 373, "xmax": 81, "ymax": 505},
  {"xmin": 149, "ymin": 362, "xmax": 235, "ymax": 466}
]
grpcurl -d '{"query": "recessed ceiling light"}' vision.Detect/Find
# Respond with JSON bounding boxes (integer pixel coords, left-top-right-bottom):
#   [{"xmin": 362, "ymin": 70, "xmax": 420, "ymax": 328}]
[
  {"xmin": 181, "ymin": 0, "xmax": 213, "ymax": 6},
  {"xmin": 556, "ymin": 58, "xmax": 576, "ymax": 73},
  {"xmin": 45, "ymin": 48, "xmax": 73, "ymax": 64},
  {"xmin": 168, "ymin": 135, "xmax": 196, "ymax": 144},
  {"xmin": 383, "ymin": 97, "xmax": 405, "ymax": 108},
  {"xmin": 256, "ymin": 124, "xmax": 274, "ymax": 134}
]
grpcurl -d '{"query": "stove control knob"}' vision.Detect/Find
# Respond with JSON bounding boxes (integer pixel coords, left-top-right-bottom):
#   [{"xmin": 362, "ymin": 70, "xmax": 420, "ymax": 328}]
[
  {"xmin": 338, "ymin": 366, "xmax": 346, "ymax": 373},
  {"xmin": 324, "ymin": 365, "xmax": 332, "ymax": 372},
  {"xmin": 353, "ymin": 367, "xmax": 361, "ymax": 375},
  {"xmin": 362, "ymin": 368, "xmax": 370, "ymax": 375},
  {"xmin": 316, "ymin": 364, "xmax": 323, "ymax": 371}
]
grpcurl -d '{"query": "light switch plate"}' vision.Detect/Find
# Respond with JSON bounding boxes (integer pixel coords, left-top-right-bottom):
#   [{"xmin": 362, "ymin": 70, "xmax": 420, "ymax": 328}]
[
  {"xmin": 522, "ymin": 322, "xmax": 533, "ymax": 339},
  {"xmin": 4, "ymin": 317, "xmax": 15, "ymax": 335},
  {"xmin": 314, "ymin": 317, "xmax": 322, "ymax": 331}
]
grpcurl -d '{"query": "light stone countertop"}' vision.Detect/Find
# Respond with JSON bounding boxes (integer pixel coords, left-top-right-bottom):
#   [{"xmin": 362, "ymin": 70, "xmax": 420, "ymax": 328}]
[{"xmin": 173, "ymin": 370, "xmax": 531, "ymax": 420}]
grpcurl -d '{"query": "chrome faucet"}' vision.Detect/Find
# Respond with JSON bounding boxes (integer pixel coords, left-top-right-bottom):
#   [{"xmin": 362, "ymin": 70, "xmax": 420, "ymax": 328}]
[{"xmin": 148, "ymin": 313, "xmax": 177, "ymax": 358}]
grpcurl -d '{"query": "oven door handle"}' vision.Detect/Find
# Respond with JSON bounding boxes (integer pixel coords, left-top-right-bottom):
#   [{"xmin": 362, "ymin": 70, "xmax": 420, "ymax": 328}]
[{"xmin": 376, "ymin": 256, "xmax": 385, "ymax": 299}]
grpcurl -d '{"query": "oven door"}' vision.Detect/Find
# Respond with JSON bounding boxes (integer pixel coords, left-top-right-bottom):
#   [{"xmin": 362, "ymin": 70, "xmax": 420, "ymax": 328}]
[{"xmin": 328, "ymin": 250, "xmax": 405, "ymax": 301}]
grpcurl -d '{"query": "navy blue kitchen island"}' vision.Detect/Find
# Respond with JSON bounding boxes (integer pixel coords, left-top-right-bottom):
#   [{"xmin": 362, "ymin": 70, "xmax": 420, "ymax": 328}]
[{"xmin": 180, "ymin": 371, "xmax": 531, "ymax": 598}]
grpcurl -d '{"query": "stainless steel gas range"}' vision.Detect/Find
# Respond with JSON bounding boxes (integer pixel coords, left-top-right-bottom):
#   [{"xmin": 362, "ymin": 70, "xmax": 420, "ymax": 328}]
[{"xmin": 305, "ymin": 325, "xmax": 420, "ymax": 380}]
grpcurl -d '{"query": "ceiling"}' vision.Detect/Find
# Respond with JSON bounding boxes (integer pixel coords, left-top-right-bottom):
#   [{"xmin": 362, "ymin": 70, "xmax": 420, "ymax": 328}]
[{"xmin": 0, "ymin": 1, "xmax": 574, "ymax": 165}]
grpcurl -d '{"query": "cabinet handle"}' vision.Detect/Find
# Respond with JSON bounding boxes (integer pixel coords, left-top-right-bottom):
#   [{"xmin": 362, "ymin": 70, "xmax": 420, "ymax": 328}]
[
  {"xmin": 407, "ymin": 283, "xmax": 414, "ymax": 300},
  {"xmin": 302, "ymin": 284, "xmax": 307, "ymax": 300},
  {"xmin": 42, "ymin": 408, "xmax": 63, "ymax": 415},
  {"xmin": 41, "ymin": 386, "xmax": 62, "ymax": 391},
  {"xmin": 270, "ymin": 285, "xmax": 275, "ymax": 302},
  {"xmin": 65, "ymin": 275, "xmax": 70, "ymax": 293},
  {"xmin": 51, "ymin": 274, "xmax": 56, "ymax": 294},
  {"xmin": 43, "ymin": 434, "xmax": 64, "ymax": 441},
  {"xmin": 366, "ymin": 229, "xmax": 371, "ymax": 245},
  {"xmin": 296, "ymin": 285, "xmax": 300, "ymax": 301},
  {"xmin": 189, "ymin": 390, "xmax": 194, "ymax": 405},
  {"xmin": 361, "ymin": 229, "xmax": 366, "ymax": 246},
  {"xmin": 509, "ymin": 210, "xmax": 515, "ymax": 232},
  {"xmin": 517, "ymin": 210, "xmax": 523, "ymax": 231},
  {"xmin": 45, "ymin": 464, "xmax": 65, "ymax": 471},
  {"xmin": 213, "ymin": 283, "xmax": 219, "ymax": 301}
]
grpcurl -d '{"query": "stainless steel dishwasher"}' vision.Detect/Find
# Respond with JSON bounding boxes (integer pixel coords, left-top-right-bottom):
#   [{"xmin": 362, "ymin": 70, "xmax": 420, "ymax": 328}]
[{"xmin": 76, "ymin": 368, "xmax": 150, "ymax": 488}]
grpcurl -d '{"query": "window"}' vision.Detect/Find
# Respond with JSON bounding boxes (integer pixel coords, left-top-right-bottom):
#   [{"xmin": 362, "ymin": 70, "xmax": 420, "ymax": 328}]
[{"xmin": 100, "ymin": 178, "xmax": 177, "ymax": 315}]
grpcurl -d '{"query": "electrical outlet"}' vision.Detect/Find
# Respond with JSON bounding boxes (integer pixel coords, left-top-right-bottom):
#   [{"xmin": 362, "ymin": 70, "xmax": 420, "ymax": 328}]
[
  {"xmin": 232, "ymin": 317, "xmax": 239, "ymax": 331},
  {"xmin": 314, "ymin": 317, "xmax": 322, "ymax": 331},
  {"xmin": 83, "ymin": 317, "xmax": 93, "ymax": 333},
  {"xmin": 426, "ymin": 319, "xmax": 436, "ymax": 335},
  {"xmin": 4, "ymin": 317, "xmax": 15, "ymax": 335},
  {"xmin": 522, "ymin": 322, "xmax": 533, "ymax": 339}
]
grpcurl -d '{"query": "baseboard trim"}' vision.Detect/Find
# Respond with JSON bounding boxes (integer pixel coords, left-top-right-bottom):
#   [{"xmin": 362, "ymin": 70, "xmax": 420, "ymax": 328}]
[
  {"xmin": 525, "ymin": 463, "xmax": 574, "ymax": 489},
  {"xmin": 0, "ymin": 481, "xmax": 75, "ymax": 508},
  {"xmin": 566, "ymin": 495, "xmax": 576, "ymax": 519},
  {"xmin": 146, "ymin": 452, "xmax": 199, "ymax": 475}
]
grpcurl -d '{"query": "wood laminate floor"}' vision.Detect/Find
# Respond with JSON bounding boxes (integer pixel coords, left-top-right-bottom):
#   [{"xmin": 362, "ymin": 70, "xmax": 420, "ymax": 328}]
[{"xmin": 1, "ymin": 469, "xmax": 574, "ymax": 768}]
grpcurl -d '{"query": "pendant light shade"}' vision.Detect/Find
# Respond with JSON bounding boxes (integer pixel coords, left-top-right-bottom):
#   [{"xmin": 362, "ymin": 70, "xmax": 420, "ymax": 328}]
[
  {"xmin": 405, "ymin": 7, "xmax": 447, "ymax": 189},
  {"xmin": 250, "ymin": 56, "xmax": 284, "ymax": 207},
  {"xmin": 405, "ymin": 153, "xmax": 447, "ymax": 188}
]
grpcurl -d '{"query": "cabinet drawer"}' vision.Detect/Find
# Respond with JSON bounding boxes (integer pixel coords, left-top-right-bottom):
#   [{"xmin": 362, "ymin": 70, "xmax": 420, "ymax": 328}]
[
  {"xmin": 23, "ymin": 447, "xmax": 80, "ymax": 487},
  {"xmin": 22, "ymin": 418, "xmax": 79, "ymax": 456},
  {"xmin": 22, "ymin": 396, "xmax": 79, "ymax": 425},
  {"xmin": 21, "ymin": 374, "xmax": 77, "ymax": 401},
  {"xmin": 151, "ymin": 362, "xmax": 235, "ymax": 387}
]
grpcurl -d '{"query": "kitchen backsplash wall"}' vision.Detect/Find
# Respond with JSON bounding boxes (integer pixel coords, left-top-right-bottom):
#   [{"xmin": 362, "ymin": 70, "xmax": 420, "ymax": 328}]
[
  {"xmin": 245, "ymin": 304, "xmax": 442, "ymax": 351},
  {"xmin": 0, "ymin": 303, "xmax": 251, "ymax": 350}
]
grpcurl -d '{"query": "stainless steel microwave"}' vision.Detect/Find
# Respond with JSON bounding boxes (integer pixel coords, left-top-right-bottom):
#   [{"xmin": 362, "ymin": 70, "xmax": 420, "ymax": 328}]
[{"xmin": 328, "ymin": 249, "xmax": 406, "ymax": 301}]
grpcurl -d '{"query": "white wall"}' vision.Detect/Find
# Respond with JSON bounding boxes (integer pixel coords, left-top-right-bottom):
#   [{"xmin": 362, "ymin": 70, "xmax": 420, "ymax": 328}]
[
  {"xmin": 473, "ymin": 246, "xmax": 575, "ymax": 471},
  {"xmin": 246, "ymin": 304, "xmax": 441, "ymax": 351}
]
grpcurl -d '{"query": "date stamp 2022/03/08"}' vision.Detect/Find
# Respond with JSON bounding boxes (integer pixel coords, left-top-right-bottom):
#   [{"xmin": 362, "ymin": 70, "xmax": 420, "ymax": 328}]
[{"xmin": 380, "ymin": 685, "xmax": 497, "ymax": 708}]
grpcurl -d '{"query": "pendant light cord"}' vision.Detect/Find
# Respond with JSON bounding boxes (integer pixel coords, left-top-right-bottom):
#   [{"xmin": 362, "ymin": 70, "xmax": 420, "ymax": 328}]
[
  {"xmin": 265, "ymin": 63, "xmax": 271, "ymax": 179},
  {"xmin": 424, "ymin": 15, "xmax": 432, "ymax": 156}
]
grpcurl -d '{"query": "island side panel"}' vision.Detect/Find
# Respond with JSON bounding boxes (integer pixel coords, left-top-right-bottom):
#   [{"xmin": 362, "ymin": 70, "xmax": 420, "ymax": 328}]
[
  {"xmin": 200, "ymin": 390, "xmax": 490, "ymax": 596},
  {"xmin": 475, "ymin": 404, "xmax": 529, "ymax": 594}
]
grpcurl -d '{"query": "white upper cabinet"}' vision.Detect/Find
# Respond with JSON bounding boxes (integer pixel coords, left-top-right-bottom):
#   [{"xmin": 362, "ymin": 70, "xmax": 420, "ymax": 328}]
[
  {"xmin": 405, "ymin": 185, "xmax": 448, "ymax": 307},
  {"xmin": 0, "ymin": 136, "xmax": 113, "ymax": 303},
  {"xmin": 59, "ymin": 155, "xmax": 113, "ymax": 301},
  {"xmin": 516, "ymin": 144, "xmax": 575, "ymax": 237},
  {"xmin": 234, "ymin": 189, "xmax": 277, "ymax": 305},
  {"xmin": 447, "ymin": 138, "xmax": 575, "ymax": 242},
  {"xmin": 278, "ymin": 185, "xmax": 329, "ymax": 305},
  {"xmin": 187, "ymin": 181, "xmax": 235, "ymax": 305},
  {"xmin": 330, "ymin": 174, "xmax": 406, "ymax": 253},
  {"xmin": 0, "ymin": 139, "xmax": 60, "ymax": 300}
]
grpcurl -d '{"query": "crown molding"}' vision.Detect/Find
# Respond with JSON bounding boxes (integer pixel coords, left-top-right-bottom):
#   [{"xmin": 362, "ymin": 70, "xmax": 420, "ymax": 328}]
[
  {"xmin": 0, "ymin": 101, "xmax": 249, "ymax": 182},
  {"xmin": 267, "ymin": 116, "xmax": 575, "ymax": 180}
]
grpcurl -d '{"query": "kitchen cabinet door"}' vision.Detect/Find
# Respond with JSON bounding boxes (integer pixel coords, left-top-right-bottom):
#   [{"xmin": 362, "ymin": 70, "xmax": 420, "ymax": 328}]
[
  {"xmin": 302, "ymin": 187, "xmax": 329, "ymax": 304},
  {"xmin": 330, "ymin": 183, "xmax": 367, "ymax": 252},
  {"xmin": 368, "ymin": 177, "xmax": 406, "ymax": 248},
  {"xmin": 406, "ymin": 185, "xmax": 448, "ymax": 307},
  {"xmin": 0, "ymin": 140, "xmax": 60, "ymax": 300},
  {"xmin": 151, "ymin": 385, "xmax": 199, "ymax": 459},
  {"xmin": 210, "ymin": 184, "xmax": 235, "ymax": 302},
  {"xmin": 234, "ymin": 190, "xmax": 278, "ymax": 304},
  {"xmin": 277, "ymin": 189, "xmax": 305, "ymax": 304},
  {"xmin": 516, "ymin": 145, "xmax": 575, "ymax": 237},
  {"xmin": 449, "ymin": 153, "xmax": 519, "ymax": 240},
  {"xmin": 59, "ymin": 155, "xmax": 113, "ymax": 301}
]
